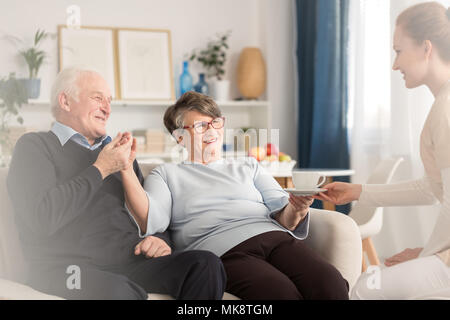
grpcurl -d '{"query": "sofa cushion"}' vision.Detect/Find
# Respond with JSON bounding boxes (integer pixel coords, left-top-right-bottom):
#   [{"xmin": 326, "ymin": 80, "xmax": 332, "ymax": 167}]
[
  {"xmin": 138, "ymin": 162, "xmax": 160, "ymax": 178},
  {"xmin": 0, "ymin": 278, "xmax": 63, "ymax": 300},
  {"xmin": 0, "ymin": 167, "xmax": 27, "ymax": 283}
]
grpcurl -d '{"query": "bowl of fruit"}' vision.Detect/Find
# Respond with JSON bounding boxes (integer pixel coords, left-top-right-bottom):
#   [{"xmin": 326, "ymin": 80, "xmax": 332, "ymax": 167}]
[{"xmin": 248, "ymin": 143, "xmax": 297, "ymax": 175}]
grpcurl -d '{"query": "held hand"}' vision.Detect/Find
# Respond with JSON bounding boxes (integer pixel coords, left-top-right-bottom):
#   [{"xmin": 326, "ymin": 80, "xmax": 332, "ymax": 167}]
[
  {"xmin": 114, "ymin": 132, "xmax": 137, "ymax": 172},
  {"xmin": 312, "ymin": 182, "xmax": 362, "ymax": 205},
  {"xmin": 384, "ymin": 248, "xmax": 423, "ymax": 267},
  {"xmin": 94, "ymin": 132, "xmax": 133, "ymax": 179},
  {"xmin": 134, "ymin": 236, "xmax": 172, "ymax": 258},
  {"xmin": 120, "ymin": 135, "xmax": 137, "ymax": 172}
]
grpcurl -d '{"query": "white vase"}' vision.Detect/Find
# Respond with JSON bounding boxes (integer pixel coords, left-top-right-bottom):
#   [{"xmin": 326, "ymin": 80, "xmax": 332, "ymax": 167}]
[{"xmin": 210, "ymin": 79, "xmax": 230, "ymax": 102}]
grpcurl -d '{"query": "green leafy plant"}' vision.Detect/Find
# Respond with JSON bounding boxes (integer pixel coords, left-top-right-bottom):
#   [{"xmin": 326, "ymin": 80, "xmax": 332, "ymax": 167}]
[
  {"xmin": 189, "ymin": 31, "xmax": 231, "ymax": 81},
  {"xmin": 0, "ymin": 73, "xmax": 28, "ymax": 158},
  {"xmin": 20, "ymin": 29, "xmax": 48, "ymax": 79}
]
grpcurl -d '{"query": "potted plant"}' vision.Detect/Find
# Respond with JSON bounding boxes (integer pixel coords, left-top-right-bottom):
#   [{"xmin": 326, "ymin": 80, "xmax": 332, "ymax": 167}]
[
  {"xmin": 18, "ymin": 29, "xmax": 49, "ymax": 99},
  {"xmin": 189, "ymin": 31, "xmax": 231, "ymax": 101},
  {"xmin": 0, "ymin": 73, "xmax": 28, "ymax": 167}
]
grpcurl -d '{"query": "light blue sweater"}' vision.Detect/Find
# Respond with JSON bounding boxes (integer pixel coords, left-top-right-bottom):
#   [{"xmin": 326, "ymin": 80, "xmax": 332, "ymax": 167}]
[{"xmin": 138, "ymin": 157, "xmax": 310, "ymax": 257}]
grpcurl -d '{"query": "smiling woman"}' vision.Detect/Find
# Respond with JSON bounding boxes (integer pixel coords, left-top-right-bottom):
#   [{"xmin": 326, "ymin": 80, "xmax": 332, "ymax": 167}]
[
  {"xmin": 119, "ymin": 91, "xmax": 350, "ymax": 300},
  {"xmin": 316, "ymin": 1, "xmax": 450, "ymax": 300},
  {"xmin": 393, "ymin": 1, "xmax": 450, "ymax": 93},
  {"xmin": 164, "ymin": 91, "xmax": 224, "ymax": 164}
]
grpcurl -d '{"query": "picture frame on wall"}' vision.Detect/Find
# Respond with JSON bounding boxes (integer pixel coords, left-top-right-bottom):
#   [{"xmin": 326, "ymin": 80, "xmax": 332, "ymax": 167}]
[
  {"xmin": 58, "ymin": 26, "xmax": 118, "ymax": 98},
  {"xmin": 117, "ymin": 28, "xmax": 174, "ymax": 101}
]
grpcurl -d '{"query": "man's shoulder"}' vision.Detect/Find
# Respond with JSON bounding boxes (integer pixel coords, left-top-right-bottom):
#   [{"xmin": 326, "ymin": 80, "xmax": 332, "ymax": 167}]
[
  {"xmin": 12, "ymin": 131, "xmax": 60, "ymax": 161},
  {"xmin": 16, "ymin": 131, "xmax": 56, "ymax": 146}
]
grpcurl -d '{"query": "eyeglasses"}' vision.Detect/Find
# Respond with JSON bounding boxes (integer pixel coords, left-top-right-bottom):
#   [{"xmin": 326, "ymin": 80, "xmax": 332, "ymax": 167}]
[{"xmin": 183, "ymin": 117, "xmax": 225, "ymax": 133}]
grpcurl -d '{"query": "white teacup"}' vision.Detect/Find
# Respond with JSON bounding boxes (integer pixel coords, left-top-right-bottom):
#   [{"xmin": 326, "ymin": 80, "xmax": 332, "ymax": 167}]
[{"xmin": 292, "ymin": 172, "xmax": 326, "ymax": 190}]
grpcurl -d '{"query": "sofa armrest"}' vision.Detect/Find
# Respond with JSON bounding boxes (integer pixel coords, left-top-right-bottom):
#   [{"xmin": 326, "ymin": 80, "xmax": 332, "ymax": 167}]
[{"xmin": 304, "ymin": 209, "xmax": 362, "ymax": 291}]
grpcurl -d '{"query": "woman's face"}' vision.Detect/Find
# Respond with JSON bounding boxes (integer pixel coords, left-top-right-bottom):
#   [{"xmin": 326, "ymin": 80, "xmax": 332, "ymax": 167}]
[
  {"xmin": 177, "ymin": 110, "xmax": 224, "ymax": 164},
  {"xmin": 392, "ymin": 26, "xmax": 430, "ymax": 89}
]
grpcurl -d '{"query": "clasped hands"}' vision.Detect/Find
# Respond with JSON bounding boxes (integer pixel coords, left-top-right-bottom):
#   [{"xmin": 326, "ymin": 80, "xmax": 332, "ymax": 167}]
[
  {"xmin": 93, "ymin": 132, "xmax": 137, "ymax": 179},
  {"xmin": 93, "ymin": 132, "xmax": 172, "ymax": 258}
]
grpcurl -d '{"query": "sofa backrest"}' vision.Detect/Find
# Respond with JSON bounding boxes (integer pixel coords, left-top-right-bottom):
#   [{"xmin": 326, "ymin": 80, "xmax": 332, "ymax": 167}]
[
  {"xmin": 139, "ymin": 162, "xmax": 160, "ymax": 179},
  {"xmin": 0, "ymin": 162, "xmax": 160, "ymax": 283}
]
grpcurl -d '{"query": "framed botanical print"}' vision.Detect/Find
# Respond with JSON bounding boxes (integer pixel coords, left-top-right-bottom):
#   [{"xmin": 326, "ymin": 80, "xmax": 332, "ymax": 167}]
[{"xmin": 116, "ymin": 28, "xmax": 174, "ymax": 100}]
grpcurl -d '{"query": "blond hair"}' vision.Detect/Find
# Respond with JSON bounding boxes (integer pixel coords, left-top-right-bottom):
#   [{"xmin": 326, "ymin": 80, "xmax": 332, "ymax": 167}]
[{"xmin": 396, "ymin": 2, "xmax": 450, "ymax": 62}]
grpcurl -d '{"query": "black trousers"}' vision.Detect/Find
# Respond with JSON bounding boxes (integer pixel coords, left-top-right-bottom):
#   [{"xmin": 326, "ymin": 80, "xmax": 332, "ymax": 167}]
[
  {"xmin": 28, "ymin": 250, "xmax": 226, "ymax": 300},
  {"xmin": 220, "ymin": 231, "xmax": 349, "ymax": 300}
]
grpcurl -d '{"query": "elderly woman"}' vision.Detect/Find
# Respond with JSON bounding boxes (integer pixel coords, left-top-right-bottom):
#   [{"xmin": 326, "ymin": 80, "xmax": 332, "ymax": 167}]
[{"xmin": 121, "ymin": 91, "xmax": 349, "ymax": 300}]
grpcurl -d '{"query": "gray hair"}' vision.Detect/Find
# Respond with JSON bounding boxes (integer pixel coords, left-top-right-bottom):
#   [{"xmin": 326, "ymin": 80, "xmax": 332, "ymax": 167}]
[
  {"xmin": 50, "ymin": 67, "xmax": 96, "ymax": 118},
  {"xmin": 163, "ymin": 91, "xmax": 222, "ymax": 134}
]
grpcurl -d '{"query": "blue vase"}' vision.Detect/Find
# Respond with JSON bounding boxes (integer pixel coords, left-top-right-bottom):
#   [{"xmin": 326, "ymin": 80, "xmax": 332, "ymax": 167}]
[
  {"xmin": 194, "ymin": 73, "xmax": 209, "ymax": 95},
  {"xmin": 179, "ymin": 61, "xmax": 193, "ymax": 96},
  {"xmin": 19, "ymin": 78, "xmax": 41, "ymax": 99}
]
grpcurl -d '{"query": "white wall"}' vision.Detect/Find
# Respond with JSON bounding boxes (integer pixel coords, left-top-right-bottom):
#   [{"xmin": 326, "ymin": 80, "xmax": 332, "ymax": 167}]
[
  {"xmin": 259, "ymin": 0, "xmax": 298, "ymax": 160},
  {"xmin": 0, "ymin": 0, "xmax": 298, "ymax": 158}
]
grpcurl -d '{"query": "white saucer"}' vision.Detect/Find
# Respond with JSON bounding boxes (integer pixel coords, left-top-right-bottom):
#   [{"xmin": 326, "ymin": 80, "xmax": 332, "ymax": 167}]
[{"xmin": 284, "ymin": 188, "xmax": 327, "ymax": 196}]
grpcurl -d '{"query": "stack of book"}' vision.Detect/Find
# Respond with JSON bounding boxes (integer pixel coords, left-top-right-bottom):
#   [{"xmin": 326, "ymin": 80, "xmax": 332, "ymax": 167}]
[{"xmin": 132, "ymin": 129, "xmax": 166, "ymax": 154}]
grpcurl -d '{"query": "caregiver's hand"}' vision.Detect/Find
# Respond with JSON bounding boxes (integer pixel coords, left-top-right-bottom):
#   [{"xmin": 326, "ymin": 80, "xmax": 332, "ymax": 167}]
[
  {"xmin": 134, "ymin": 236, "xmax": 172, "ymax": 258},
  {"xmin": 313, "ymin": 182, "xmax": 362, "ymax": 205},
  {"xmin": 384, "ymin": 248, "xmax": 423, "ymax": 267}
]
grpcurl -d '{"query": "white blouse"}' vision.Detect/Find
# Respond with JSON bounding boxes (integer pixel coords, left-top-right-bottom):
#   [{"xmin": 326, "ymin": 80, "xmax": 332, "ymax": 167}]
[{"xmin": 359, "ymin": 81, "xmax": 450, "ymax": 266}]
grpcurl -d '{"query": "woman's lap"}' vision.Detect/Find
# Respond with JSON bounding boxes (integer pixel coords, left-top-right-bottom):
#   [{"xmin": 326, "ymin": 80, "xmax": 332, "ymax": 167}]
[
  {"xmin": 220, "ymin": 231, "xmax": 349, "ymax": 300},
  {"xmin": 351, "ymin": 255, "xmax": 450, "ymax": 300}
]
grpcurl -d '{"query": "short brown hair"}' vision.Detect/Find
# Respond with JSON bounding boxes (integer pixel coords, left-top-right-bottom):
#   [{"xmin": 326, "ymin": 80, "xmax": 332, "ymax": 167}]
[
  {"xmin": 396, "ymin": 2, "xmax": 450, "ymax": 62},
  {"xmin": 163, "ymin": 91, "xmax": 222, "ymax": 134}
]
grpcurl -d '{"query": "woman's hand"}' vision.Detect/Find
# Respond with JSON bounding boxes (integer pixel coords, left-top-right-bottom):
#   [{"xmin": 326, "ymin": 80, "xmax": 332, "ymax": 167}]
[
  {"xmin": 117, "ymin": 132, "xmax": 137, "ymax": 172},
  {"xmin": 288, "ymin": 193, "xmax": 314, "ymax": 220},
  {"xmin": 313, "ymin": 182, "xmax": 362, "ymax": 205},
  {"xmin": 384, "ymin": 248, "xmax": 422, "ymax": 267},
  {"xmin": 134, "ymin": 236, "xmax": 172, "ymax": 258},
  {"xmin": 276, "ymin": 194, "xmax": 314, "ymax": 231}
]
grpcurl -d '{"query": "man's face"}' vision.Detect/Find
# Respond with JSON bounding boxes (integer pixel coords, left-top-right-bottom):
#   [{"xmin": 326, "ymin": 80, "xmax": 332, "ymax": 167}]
[{"xmin": 64, "ymin": 72, "xmax": 112, "ymax": 143}]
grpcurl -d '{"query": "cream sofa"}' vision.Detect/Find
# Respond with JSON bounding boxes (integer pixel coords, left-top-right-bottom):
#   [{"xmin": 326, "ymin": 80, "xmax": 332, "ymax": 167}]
[{"xmin": 0, "ymin": 164, "xmax": 362, "ymax": 300}]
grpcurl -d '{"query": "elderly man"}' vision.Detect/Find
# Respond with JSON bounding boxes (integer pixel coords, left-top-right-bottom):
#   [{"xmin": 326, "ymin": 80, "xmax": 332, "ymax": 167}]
[{"xmin": 6, "ymin": 68, "xmax": 226, "ymax": 300}]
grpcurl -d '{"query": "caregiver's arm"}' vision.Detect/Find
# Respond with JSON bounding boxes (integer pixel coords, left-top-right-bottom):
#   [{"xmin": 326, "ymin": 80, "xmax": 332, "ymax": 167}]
[
  {"xmin": 358, "ymin": 177, "xmax": 438, "ymax": 207},
  {"xmin": 316, "ymin": 177, "xmax": 438, "ymax": 207}
]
